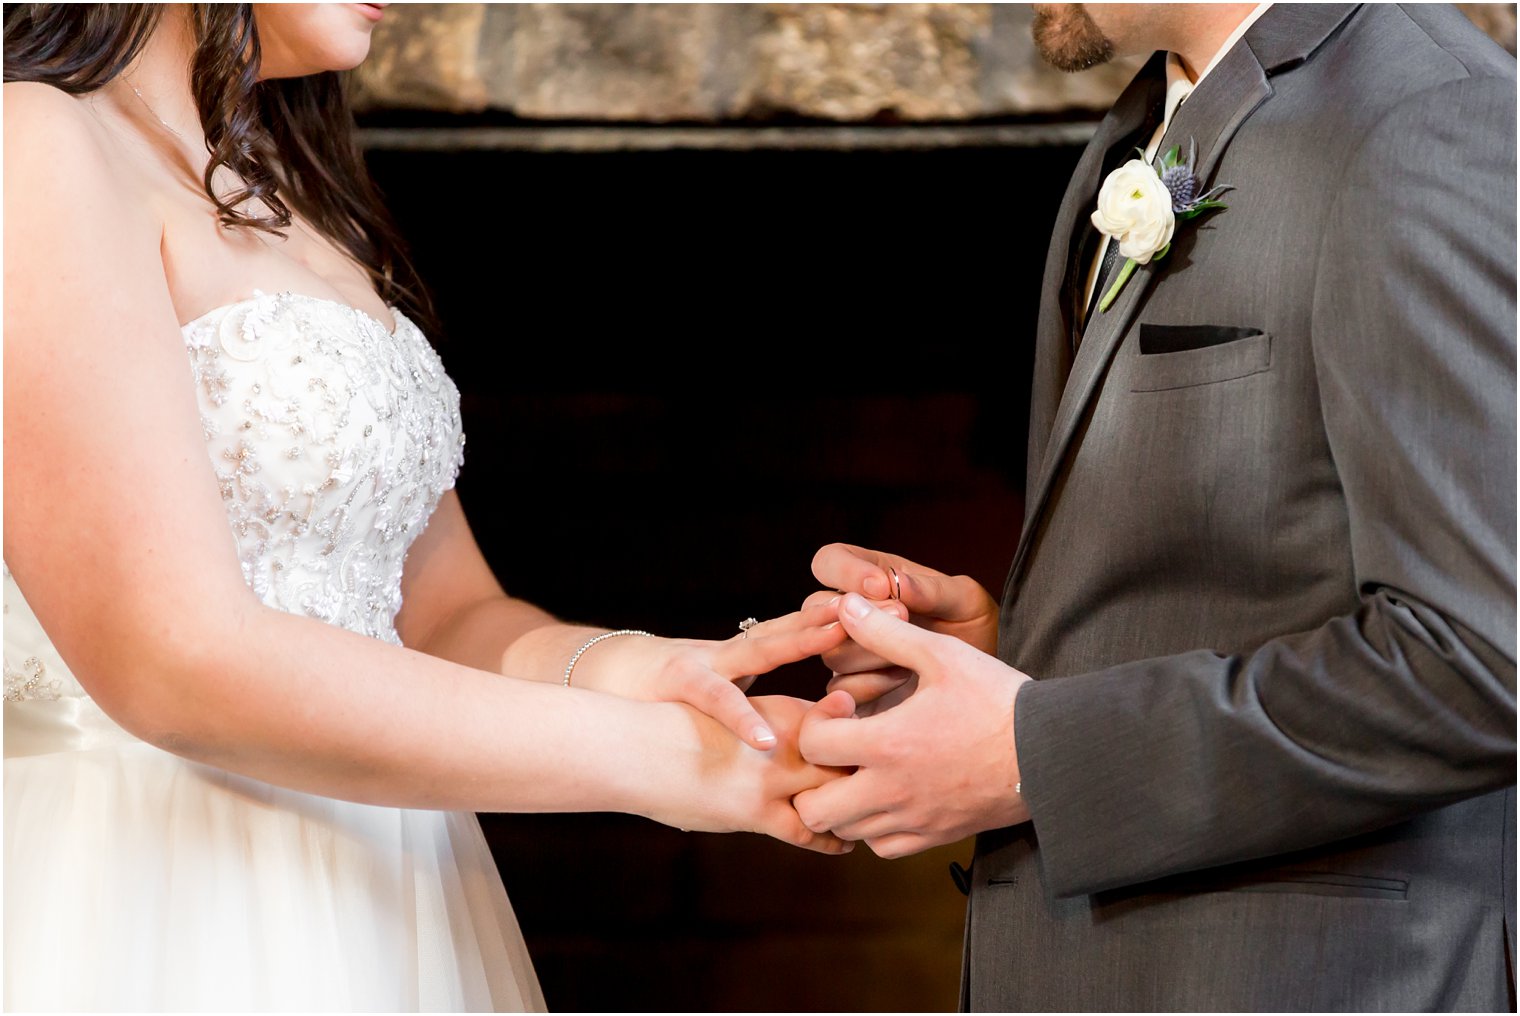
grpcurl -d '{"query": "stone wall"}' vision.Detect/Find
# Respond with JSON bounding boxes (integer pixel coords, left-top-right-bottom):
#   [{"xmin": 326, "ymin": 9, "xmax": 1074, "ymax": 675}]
[
  {"xmin": 352, "ymin": 3, "xmax": 1517, "ymax": 121},
  {"xmin": 351, "ymin": 3, "xmax": 1144, "ymax": 118}
]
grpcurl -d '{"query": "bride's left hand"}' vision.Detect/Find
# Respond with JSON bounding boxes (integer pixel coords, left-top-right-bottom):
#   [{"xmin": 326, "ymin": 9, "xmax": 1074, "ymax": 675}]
[{"xmin": 568, "ymin": 602, "xmax": 847, "ymax": 751}]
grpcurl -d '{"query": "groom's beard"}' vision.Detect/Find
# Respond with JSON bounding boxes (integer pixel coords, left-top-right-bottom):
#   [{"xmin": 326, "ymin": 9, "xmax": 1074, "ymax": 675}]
[{"xmin": 1032, "ymin": 4, "xmax": 1116, "ymax": 73}]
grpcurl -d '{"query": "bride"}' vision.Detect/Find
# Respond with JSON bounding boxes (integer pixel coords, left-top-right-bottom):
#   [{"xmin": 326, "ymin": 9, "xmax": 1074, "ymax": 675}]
[{"xmin": 3, "ymin": 3, "xmax": 853, "ymax": 1010}]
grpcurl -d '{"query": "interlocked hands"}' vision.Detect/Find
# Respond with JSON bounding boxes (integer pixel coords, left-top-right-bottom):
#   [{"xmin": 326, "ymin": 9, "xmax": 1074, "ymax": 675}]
[{"xmin": 793, "ymin": 544, "xmax": 1034, "ymax": 857}]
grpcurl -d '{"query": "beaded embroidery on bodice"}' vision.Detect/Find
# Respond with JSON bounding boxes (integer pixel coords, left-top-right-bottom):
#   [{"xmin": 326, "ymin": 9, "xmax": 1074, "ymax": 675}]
[
  {"xmin": 184, "ymin": 289, "xmax": 465, "ymax": 642},
  {"xmin": 3, "ymin": 289, "xmax": 464, "ymax": 703}
]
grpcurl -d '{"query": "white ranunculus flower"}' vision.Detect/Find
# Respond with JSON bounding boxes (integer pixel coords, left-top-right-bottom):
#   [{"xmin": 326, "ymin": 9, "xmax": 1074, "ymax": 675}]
[{"xmin": 1091, "ymin": 159, "xmax": 1175, "ymax": 265}]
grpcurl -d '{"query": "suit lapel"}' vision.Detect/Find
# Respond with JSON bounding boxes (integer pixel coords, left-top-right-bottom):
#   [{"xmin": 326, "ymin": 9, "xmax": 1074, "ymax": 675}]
[
  {"xmin": 1009, "ymin": 36, "xmax": 1283, "ymax": 592},
  {"xmin": 1025, "ymin": 55, "xmax": 1168, "ymax": 491}
]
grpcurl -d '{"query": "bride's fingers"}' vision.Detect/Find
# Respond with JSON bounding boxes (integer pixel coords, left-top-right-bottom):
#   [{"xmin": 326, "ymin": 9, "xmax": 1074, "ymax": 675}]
[
  {"xmin": 801, "ymin": 589, "xmax": 839, "ymax": 612},
  {"xmin": 731, "ymin": 601, "xmax": 839, "ymax": 642},
  {"xmin": 796, "ymin": 592, "xmax": 908, "ymax": 624},
  {"xmin": 687, "ymin": 674, "xmax": 779, "ymax": 751},
  {"xmin": 820, "ymin": 638, "xmax": 895, "ymax": 676},
  {"xmin": 766, "ymin": 801, "xmax": 854, "ymax": 855},
  {"xmin": 826, "ymin": 667, "xmax": 913, "ymax": 705},
  {"xmin": 716, "ymin": 618, "xmax": 849, "ymax": 678},
  {"xmin": 734, "ymin": 601, "xmax": 902, "ymax": 658}
]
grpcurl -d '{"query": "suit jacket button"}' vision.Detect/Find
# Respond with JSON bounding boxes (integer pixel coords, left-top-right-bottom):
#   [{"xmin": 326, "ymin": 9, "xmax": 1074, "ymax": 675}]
[{"xmin": 949, "ymin": 861, "xmax": 972, "ymax": 896}]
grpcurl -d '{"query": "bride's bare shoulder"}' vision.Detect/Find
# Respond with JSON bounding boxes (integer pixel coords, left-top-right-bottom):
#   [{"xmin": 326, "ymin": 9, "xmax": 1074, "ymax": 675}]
[
  {"xmin": 5, "ymin": 84, "xmax": 146, "ymax": 200},
  {"xmin": 6, "ymin": 80, "xmax": 105, "ymax": 144},
  {"xmin": 4, "ymin": 81, "xmax": 155, "ymax": 233}
]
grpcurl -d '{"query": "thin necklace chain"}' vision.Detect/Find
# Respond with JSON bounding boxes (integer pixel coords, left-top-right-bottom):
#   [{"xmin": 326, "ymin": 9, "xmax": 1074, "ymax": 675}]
[
  {"xmin": 123, "ymin": 75, "xmax": 263, "ymax": 220},
  {"xmin": 125, "ymin": 77, "xmax": 186, "ymax": 139}
]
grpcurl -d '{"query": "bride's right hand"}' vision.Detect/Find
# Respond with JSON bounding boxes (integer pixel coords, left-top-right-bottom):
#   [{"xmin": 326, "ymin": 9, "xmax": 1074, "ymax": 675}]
[{"xmin": 652, "ymin": 694, "xmax": 854, "ymax": 855}]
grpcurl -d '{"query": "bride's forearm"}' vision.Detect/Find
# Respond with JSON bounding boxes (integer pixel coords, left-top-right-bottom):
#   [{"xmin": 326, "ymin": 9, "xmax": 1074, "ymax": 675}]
[
  {"xmin": 117, "ymin": 600, "xmax": 716, "ymax": 820},
  {"xmin": 412, "ymin": 593, "xmax": 641, "ymax": 686},
  {"xmin": 411, "ymin": 592, "xmax": 579, "ymax": 680}
]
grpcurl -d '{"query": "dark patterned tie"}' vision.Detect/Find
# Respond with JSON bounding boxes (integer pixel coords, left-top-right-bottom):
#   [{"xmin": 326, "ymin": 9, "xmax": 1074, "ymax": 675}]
[{"xmin": 1083, "ymin": 227, "xmax": 1128, "ymax": 326}]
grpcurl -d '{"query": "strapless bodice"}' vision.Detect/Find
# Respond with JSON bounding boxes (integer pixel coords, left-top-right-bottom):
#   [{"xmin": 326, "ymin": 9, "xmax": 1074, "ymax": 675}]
[{"xmin": 4, "ymin": 289, "xmax": 465, "ymax": 705}]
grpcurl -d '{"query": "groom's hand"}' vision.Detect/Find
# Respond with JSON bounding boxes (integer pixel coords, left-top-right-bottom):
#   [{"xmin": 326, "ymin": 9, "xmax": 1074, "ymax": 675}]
[
  {"xmin": 793, "ymin": 593, "xmax": 1030, "ymax": 858},
  {"xmin": 804, "ymin": 544, "xmax": 999, "ymax": 705}
]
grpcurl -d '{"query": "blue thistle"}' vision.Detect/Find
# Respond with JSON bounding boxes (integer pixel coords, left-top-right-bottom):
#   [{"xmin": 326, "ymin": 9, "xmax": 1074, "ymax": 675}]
[
  {"xmin": 1154, "ymin": 137, "xmax": 1233, "ymax": 219},
  {"xmin": 1162, "ymin": 163, "xmax": 1198, "ymax": 212}
]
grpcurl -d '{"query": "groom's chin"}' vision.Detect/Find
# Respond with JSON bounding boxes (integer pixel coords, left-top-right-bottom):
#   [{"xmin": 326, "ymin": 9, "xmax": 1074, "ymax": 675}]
[{"xmin": 1031, "ymin": 3, "xmax": 1118, "ymax": 74}]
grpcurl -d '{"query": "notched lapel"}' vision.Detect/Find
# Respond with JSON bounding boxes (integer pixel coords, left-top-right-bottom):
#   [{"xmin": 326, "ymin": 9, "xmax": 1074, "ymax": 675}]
[
  {"xmin": 1027, "ymin": 55, "xmax": 1168, "ymax": 490},
  {"xmin": 1007, "ymin": 43, "xmax": 1275, "ymax": 597}
]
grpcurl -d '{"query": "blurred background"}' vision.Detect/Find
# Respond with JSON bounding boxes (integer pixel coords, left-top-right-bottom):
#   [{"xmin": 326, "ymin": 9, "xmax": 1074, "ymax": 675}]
[{"xmin": 350, "ymin": 5, "xmax": 1516, "ymax": 1010}]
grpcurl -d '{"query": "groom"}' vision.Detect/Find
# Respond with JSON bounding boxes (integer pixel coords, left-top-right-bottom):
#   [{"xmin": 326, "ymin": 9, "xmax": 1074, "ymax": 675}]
[{"xmin": 794, "ymin": 3, "xmax": 1516, "ymax": 1010}]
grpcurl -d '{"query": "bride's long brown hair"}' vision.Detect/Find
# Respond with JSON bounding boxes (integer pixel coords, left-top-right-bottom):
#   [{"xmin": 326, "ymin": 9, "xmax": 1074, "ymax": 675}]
[{"xmin": 3, "ymin": 3, "xmax": 437, "ymax": 334}]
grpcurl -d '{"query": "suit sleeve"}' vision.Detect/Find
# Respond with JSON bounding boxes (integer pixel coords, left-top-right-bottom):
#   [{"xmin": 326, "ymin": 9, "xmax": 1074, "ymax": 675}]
[{"xmin": 1013, "ymin": 74, "xmax": 1518, "ymax": 899}]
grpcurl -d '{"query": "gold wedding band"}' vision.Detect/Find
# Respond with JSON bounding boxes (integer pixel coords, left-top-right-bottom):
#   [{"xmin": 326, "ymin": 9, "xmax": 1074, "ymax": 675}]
[{"xmin": 887, "ymin": 565, "xmax": 902, "ymax": 601}]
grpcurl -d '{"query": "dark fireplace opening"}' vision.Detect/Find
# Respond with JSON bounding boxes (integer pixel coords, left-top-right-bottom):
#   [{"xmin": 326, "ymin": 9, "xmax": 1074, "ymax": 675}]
[{"xmin": 364, "ymin": 137, "xmax": 1082, "ymax": 1012}]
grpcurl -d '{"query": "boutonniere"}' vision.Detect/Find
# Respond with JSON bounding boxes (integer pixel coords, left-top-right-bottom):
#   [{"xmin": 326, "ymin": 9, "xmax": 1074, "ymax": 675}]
[{"xmin": 1090, "ymin": 139, "xmax": 1231, "ymax": 313}]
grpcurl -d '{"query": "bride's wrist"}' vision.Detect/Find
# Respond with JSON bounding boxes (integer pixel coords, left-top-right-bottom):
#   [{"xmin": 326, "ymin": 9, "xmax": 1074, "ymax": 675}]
[
  {"xmin": 559, "ymin": 628, "xmax": 659, "ymax": 690},
  {"xmin": 613, "ymin": 700, "xmax": 733, "ymax": 829},
  {"xmin": 562, "ymin": 629, "xmax": 675, "ymax": 695}
]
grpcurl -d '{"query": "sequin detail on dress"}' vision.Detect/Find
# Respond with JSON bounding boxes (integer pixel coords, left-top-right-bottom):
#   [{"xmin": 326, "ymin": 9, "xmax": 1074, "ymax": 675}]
[{"xmin": 181, "ymin": 289, "xmax": 465, "ymax": 645}]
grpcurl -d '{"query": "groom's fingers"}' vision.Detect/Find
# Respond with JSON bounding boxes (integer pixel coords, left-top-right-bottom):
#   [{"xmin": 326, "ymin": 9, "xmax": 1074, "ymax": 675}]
[
  {"xmin": 864, "ymin": 832, "xmax": 928, "ymax": 860},
  {"xmin": 818, "ymin": 612, "xmax": 907, "ymax": 674},
  {"xmin": 798, "ymin": 591, "xmax": 907, "ymax": 624},
  {"xmin": 826, "ymin": 809, "xmax": 905, "ymax": 843},
  {"xmin": 811, "ymin": 542, "xmax": 898, "ymax": 600},
  {"xmin": 891, "ymin": 568, "xmax": 989, "ymax": 624},
  {"xmin": 767, "ymin": 802, "xmax": 854, "ymax": 855},
  {"xmin": 812, "ymin": 543, "xmax": 908, "ymax": 602},
  {"xmin": 793, "ymin": 776, "xmax": 885, "ymax": 836},
  {"xmin": 836, "ymin": 593, "xmax": 956, "ymax": 678},
  {"xmin": 798, "ymin": 689, "xmax": 884, "ymax": 767}
]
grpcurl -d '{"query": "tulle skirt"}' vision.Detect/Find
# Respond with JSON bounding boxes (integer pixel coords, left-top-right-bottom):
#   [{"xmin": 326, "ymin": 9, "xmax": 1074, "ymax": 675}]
[{"xmin": 4, "ymin": 696, "xmax": 545, "ymax": 1012}]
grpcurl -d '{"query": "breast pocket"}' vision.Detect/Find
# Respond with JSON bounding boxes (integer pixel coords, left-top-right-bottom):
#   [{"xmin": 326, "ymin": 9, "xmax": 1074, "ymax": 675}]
[{"xmin": 1130, "ymin": 324, "xmax": 1272, "ymax": 392}]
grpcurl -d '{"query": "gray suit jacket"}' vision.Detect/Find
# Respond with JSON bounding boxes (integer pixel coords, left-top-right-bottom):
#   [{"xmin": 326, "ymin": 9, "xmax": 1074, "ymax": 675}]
[{"xmin": 973, "ymin": 5, "xmax": 1517, "ymax": 1010}]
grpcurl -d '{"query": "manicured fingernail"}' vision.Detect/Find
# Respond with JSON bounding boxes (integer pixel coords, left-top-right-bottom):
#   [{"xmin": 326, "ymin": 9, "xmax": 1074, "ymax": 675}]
[
  {"xmin": 753, "ymin": 726, "xmax": 777, "ymax": 746},
  {"xmin": 843, "ymin": 594, "xmax": 873, "ymax": 619},
  {"xmin": 824, "ymin": 621, "xmax": 839, "ymax": 630},
  {"xmin": 842, "ymin": 841, "xmax": 855, "ymax": 853},
  {"xmin": 827, "ymin": 595, "xmax": 840, "ymax": 607},
  {"xmin": 864, "ymin": 575, "xmax": 889, "ymax": 599}
]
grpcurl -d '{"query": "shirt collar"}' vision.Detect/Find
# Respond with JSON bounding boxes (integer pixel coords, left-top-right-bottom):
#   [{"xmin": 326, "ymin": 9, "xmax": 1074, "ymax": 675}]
[{"xmin": 1162, "ymin": 3, "xmax": 1274, "ymax": 129}]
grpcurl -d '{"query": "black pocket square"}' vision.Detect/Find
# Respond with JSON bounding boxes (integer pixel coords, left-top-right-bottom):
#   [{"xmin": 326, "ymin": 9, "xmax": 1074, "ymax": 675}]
[{"xmin": 1140, "ymin": 323, "xmax": 1263, "ymax": 355}]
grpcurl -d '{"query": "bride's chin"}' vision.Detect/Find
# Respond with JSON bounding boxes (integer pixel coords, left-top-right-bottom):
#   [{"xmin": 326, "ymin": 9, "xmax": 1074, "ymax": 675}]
[
  {"xmin": 257, "ymin": 37, "xmax": 373, "ymax": 79},
  {"xmin": 252, "ymin": 5, "xmax": 379, "ymax": 77}
]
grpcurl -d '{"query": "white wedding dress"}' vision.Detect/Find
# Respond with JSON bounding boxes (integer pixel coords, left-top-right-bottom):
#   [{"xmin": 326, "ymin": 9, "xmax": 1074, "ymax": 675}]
[{"xmin": 4, "ymin": 290, "xmax": 545, "ymax": 1012}]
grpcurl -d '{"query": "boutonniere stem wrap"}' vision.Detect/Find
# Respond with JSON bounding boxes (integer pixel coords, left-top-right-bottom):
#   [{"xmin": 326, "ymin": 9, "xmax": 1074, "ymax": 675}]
[{"xmin": 1091, "ymin": 139, "xmax": 1231, "ymax": 313}]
